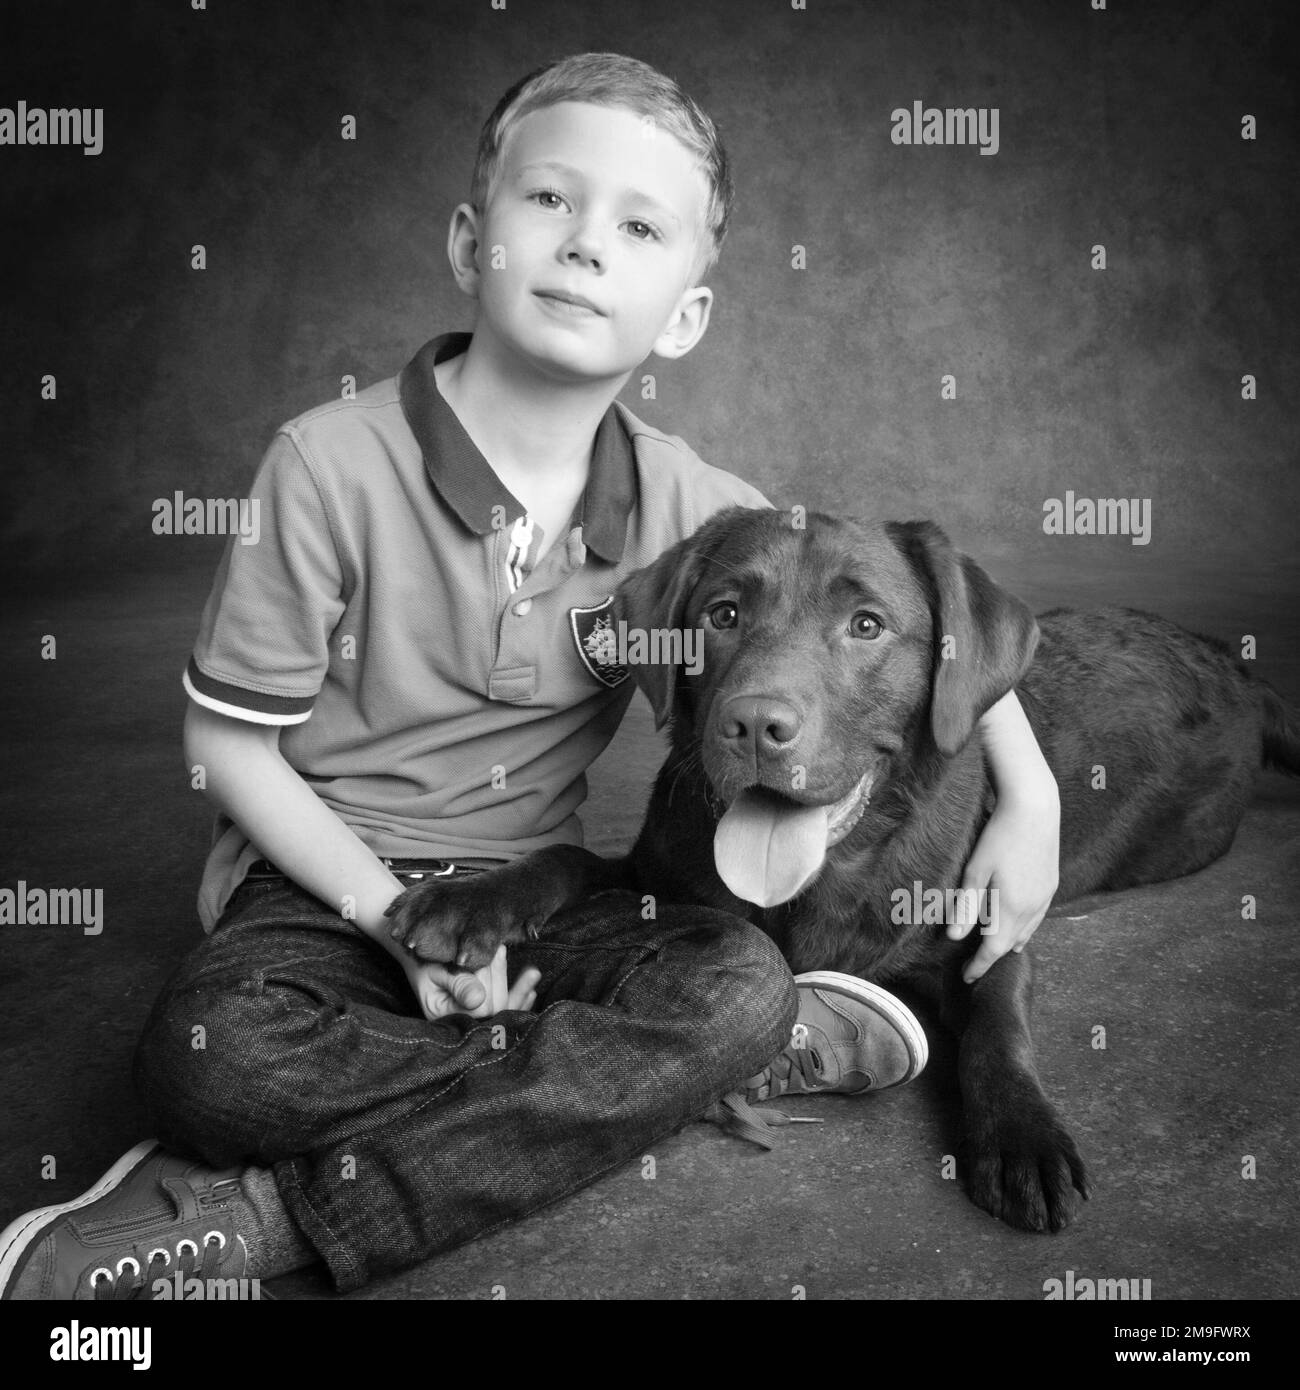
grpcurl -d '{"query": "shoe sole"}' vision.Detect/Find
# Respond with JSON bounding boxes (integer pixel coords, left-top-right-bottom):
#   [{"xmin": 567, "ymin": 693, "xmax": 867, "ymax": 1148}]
[
  {"xmin": 0, "ymin": 1139, "xmax": 160, "ymax": 1297},
  {"xmin": 793, "ymin": 970, "xmax": 929, "ymax": 1085}
]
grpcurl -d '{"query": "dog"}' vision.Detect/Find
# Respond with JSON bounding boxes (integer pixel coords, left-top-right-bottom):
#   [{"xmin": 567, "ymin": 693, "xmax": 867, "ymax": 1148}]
[{"xmin": 387, "ymin": 507, "xmax": 1300, "ymax": 1233}]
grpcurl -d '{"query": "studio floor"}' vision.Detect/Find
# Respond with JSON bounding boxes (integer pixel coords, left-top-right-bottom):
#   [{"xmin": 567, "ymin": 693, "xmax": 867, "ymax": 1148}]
[{"xmin": 2, "ymin": 553, "xmax": 1297, "ymax": 1301}]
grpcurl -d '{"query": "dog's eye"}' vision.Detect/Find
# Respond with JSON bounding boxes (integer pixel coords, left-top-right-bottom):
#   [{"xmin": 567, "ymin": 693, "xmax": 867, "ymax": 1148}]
[
  {"xmin": 850, "ymin": 612, "xmax": 884, "ymax": 640},
  {"xmin": 707, "ymin": 601, "xmax": 739, "ymax": 630}
]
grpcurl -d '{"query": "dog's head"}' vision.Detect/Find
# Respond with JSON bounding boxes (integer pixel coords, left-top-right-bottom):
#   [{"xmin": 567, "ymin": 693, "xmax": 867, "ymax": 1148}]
[{"xmin": 616, "ymin": 507, "xmax": 1037, "ymax": 902}]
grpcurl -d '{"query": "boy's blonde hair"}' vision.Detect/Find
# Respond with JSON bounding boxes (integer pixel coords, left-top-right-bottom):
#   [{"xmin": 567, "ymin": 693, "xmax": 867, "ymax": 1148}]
[{"xmin": 470, "ymin": 52, "xmax": 734, "ymax": 277}]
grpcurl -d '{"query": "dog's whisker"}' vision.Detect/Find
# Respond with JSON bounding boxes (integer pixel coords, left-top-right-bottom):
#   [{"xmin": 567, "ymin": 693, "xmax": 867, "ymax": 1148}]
[{"xmin": 666, "ymin": 746, "xmax": 703, "ymax": 808}]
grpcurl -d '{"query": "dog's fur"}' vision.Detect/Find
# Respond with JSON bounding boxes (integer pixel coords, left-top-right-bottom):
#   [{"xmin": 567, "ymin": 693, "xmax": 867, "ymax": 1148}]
[{"xmin": 388, "ymin": 508, "xmax": 1300, "ymax": 1232}]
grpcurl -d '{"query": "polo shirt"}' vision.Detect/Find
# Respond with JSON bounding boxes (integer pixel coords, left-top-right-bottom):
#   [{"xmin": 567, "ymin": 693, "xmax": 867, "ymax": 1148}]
[{"xmin": 184, "ymin": 332, "xmax": 771, "ymax": 929}]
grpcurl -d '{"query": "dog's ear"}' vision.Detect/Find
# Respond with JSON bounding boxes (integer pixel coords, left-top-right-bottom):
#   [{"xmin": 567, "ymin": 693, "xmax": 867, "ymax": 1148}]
[
  {"xmin": 614, "ymin": 533, "xmax": 712, "ymax": 731},
  {"xmin": 887, "ymin": 520, "xmax": 1039, "ymax": 756}
]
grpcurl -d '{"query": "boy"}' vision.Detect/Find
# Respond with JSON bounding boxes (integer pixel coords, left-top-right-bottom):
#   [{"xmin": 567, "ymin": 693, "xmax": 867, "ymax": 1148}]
[{"xmin": 1, "ymin": 53, "xmax": 1059, "ymax": 1299}]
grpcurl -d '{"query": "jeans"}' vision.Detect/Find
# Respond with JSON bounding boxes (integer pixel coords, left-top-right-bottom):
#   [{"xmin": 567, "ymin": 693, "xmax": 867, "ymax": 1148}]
[{"xmin": 132, "ymin": 874, "xmax": 799, "ymax": 1291}]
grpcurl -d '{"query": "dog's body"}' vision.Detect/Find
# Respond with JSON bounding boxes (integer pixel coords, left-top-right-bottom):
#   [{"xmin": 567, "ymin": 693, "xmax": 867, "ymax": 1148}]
[{"xmin": 388, "ymin": 508, "xmax": 1300, "ymax": 1233}]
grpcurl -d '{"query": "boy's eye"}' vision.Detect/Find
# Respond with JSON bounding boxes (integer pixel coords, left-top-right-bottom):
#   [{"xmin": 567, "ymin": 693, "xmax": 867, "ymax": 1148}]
[
  {"xmin": 624, "ymin": 219, "xmax": 659, "ymax": 242},
  {"xmin": 707, "ymin": 601, "xmax": 739, "ymax": 630},
  {"xmin": 530, "ymin": 188, "xmax": 568, "ymax": 211}
]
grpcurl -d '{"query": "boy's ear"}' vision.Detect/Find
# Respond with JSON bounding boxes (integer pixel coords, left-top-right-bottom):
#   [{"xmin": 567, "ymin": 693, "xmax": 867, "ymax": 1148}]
[
  {"xmin": 446, "ymin": 203, "xmax": 484, "ymax": 299},
  {"xmin": 886, "ymin": 520, "xmax": 1039, "ymax": 756},
  {"xmin": 614, "ymin": 535, "xmax": 711, "ymax": 730},
  {"xmin": 651, "ymin": 286, "xmax": 712, "ymax": 360}
]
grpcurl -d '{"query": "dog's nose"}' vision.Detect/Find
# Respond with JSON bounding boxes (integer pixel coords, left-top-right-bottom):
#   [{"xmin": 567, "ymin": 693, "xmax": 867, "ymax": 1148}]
[{"xmin": 720, "ymin": 695, "xmax": 802, "ymax": 757}]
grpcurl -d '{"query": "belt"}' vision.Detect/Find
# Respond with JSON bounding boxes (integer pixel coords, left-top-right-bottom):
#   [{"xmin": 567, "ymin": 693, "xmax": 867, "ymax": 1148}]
[{"xmin": 243, "ymin": 857, "xmax": 501, "ymax": 883}]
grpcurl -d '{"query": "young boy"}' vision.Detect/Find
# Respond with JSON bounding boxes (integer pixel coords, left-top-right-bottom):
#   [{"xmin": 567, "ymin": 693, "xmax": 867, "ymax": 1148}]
[{"xmin": 1, "ymin": 53, "xmax": 1059, "ymax": 1299}]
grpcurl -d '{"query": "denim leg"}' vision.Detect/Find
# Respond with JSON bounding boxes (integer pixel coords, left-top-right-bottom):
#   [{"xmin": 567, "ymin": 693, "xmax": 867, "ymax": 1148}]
[{"xmin": 133, "ymin": 879, "xmax": 797, "ymax": 1291}]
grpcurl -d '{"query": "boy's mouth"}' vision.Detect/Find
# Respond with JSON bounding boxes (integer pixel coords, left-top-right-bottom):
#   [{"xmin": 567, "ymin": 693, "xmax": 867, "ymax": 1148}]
[{"xmin": 535, "ymin": 289, "xmax": 605, "ymax": 316}]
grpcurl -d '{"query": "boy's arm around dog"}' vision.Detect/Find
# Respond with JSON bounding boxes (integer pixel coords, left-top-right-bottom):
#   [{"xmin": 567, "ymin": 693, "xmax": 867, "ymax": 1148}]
[{"xmin": 953, "ymin": 689, "xmax": 1062, "ymax": 982}]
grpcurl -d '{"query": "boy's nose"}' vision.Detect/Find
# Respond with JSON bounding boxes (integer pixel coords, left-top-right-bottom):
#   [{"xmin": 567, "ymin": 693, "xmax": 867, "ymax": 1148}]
[{"xmin": 561, "ymin": 223, "xmax": 606, "ymax": 269}]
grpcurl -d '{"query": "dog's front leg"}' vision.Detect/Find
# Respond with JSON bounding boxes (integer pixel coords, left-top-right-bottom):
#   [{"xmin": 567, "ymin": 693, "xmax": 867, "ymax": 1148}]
[
  {"xmin": 941, "ymin": 949, "xmax": 1089, "ymax": 1233},
  {"xmin": 387, "ymin": 845, "xmax": 630, "ymax": 971}
]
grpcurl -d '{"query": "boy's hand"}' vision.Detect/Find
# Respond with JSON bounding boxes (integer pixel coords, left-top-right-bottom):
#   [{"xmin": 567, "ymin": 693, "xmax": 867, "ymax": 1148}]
[
  {"xmin": 403, "ymin": 945, "xmax": 540, "ymax": 1022},
  {"xmin": 949, "ymin": 793, "xmax": 1060, "ymax": 983},
  {"xmin": 950, "ymin": 690, "xmax": 1061, "ymax": 984}
]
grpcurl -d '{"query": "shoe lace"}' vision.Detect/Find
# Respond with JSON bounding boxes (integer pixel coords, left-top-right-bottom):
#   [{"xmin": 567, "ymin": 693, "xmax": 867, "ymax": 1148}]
[
  {"xmin": 91, "ymin": 1228, "xmax": 230, "ymax": 1300},
  {"xmin": 701, "ymin": 1090, "xmax": 823, "ymax": 1151},
  {"xmin": 747, "ymin": 1044, "xmax": 823, "ymax": 1099}
]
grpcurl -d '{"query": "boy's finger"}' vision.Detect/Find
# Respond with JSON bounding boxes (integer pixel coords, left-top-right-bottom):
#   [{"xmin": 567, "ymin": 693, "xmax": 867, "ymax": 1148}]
[
  {"xmin": 948, "ymin": 874, "xmax": 984, "ymax": 939},
  {"xmin": 506, "ymin": 968, "xmax": 541, "ymax": 1012},
  {"xmin": 421, "ymin": 960, "xmax": 481, "ymax": 999},
  {"xmin": 962, "ymin": 904, "xmax": 1050, "ymax": 980},
  {"xmin": 489, "ymin": 945, "xmax": 511, "ymax": 1010},
  {"xmin": 415, "ymin": 961, "xmax": 486, "ymax": 1013},
  {"xmin": 420, "ymin": 983, "xmax": 462, "ymax": 1020},
  {"xmin": 962, "ymin": 933, "xmax": 1010, "ymax": 984},
  {"xmin": 448, "ymin": 972, "xmax": 486, "ymax": 1010}
]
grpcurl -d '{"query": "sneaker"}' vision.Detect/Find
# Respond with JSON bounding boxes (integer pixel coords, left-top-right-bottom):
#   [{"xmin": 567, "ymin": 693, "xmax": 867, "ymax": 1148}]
[
  {"xmin": 0, "ymin": 1140, "xmax": 251, "ymax": 1300},
  {"xmin": 703, "ymin": 972, "xmax": 928, "ymax": 1150},
  {"xmin": 747, "ymin": 971, "xmax": 928, "ymax": 1100}
]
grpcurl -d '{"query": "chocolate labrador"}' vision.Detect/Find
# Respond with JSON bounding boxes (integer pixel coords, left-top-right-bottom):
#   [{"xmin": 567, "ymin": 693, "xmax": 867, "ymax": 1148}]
[{"xmin": 387, "ymin": 508, "xmax": 1299, "ymax": 1233}]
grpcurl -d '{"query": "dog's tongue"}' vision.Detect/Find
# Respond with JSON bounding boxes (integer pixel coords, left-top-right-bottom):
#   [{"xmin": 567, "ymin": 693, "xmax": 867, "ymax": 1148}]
[{"xmin": 714, "ymin": 789, "xmax": 829, "ymax": 907}]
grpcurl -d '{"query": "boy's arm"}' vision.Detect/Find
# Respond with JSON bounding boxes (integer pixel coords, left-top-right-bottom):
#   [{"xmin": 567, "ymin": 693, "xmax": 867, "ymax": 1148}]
[
  {"xmin": 949, "ymin": 689, "xmax": 1061, "ymax": 984},
  {"xmin": 183, "ymin": 703, "xmax": 532, "ymax": 1018}
]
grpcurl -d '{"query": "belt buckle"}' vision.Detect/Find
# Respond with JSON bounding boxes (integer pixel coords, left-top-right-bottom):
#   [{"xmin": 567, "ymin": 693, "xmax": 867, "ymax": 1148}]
[{"xmin": 383, "ymin": 858, "xmax": 457, "ymax": 881}]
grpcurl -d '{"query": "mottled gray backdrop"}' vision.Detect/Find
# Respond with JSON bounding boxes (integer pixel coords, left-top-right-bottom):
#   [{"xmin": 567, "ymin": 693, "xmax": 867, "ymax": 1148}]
[{"xmin": 2, "ymin": 0, "xmax": 1296, "ymax": 661}]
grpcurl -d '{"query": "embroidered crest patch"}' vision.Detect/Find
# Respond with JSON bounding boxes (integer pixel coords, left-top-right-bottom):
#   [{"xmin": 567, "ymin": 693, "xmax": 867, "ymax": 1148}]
[{"xmin": 569, "ymin": 597, "xmax": 629, "ymax": 688}]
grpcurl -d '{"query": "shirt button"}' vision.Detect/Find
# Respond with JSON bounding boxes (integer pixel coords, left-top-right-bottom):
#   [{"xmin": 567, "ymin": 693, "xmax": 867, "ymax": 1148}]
[{"xmin": 514, "ymin": 599, "xmax": 532, "ymax": 617}]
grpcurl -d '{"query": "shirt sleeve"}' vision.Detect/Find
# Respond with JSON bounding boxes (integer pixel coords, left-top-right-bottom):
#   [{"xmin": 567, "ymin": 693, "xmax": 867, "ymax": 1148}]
[
  {"xmin": 679, "ymin": 446, "xmax": 774, "ymax": 528},
  {"xmin": 696, "ymin": 470, "xmax": 773, "ymax": 518},
  {"xmin": 182, "ymin": 426, "xmax": 347, "ymax": 725}
]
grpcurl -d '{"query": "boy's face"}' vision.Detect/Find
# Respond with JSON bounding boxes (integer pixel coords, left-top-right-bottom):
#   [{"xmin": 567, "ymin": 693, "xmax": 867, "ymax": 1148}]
[{"xmin": 453, "ymin": 101, "xmax": 714, "ymax": 384}]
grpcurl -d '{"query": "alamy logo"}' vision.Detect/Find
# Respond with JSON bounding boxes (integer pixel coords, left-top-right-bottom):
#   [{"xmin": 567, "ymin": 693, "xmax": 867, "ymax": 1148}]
[
  {"xmin": 1, "ymin": 102, "xmax": 103, "ymax": 156},
  {"xmin": 1, "ymin": 882, "xmax": 103, "ymax": 935},
  {"xmin": 151, "ymin": 1272, "xmax": 263, "ymax": 1300},
  {"xmin": 891, "ymin": 881, "xmax": 1000, "ymax": 935},
  {"xmin": 50, "ymin": 1323, "xmax": 150, "ymax": 1369},
  {"xmin": 1043, "ymin": 1269, "xmax": 1152, "ymax": 1300},
  {"xmin": 890, "ymin": 101, "xmax": 1000, "ymax": 156},
  {"xmin": 1043, "ymin": 492, "xmax": 1151, "ymax": 546},
  {"xmin": 152, "ymin": 492, "xmax": 261, "ymax": 545}
]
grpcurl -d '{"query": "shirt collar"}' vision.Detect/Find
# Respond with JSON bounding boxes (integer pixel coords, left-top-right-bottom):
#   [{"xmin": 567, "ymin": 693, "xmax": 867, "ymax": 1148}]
[{"xmin": 398, "ymin": 333, "xmax": 637, "ymax": 563}]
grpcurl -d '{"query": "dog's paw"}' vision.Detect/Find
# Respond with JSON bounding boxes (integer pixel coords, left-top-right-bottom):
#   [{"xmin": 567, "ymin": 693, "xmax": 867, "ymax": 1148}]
[
  {"xmin": 963, "ymin": 1096, "xmax": 1090, "ymax": 1234},
  {"xmin": 385, "ymin": 871, "xmax": 538, "ymax": 971}
]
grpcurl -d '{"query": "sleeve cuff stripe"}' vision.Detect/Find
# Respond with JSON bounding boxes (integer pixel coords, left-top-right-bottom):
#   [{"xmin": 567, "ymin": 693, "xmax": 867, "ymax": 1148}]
[{"xmin": 183, "ymin": 659, "xmax": 315, "ymax": 725}]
